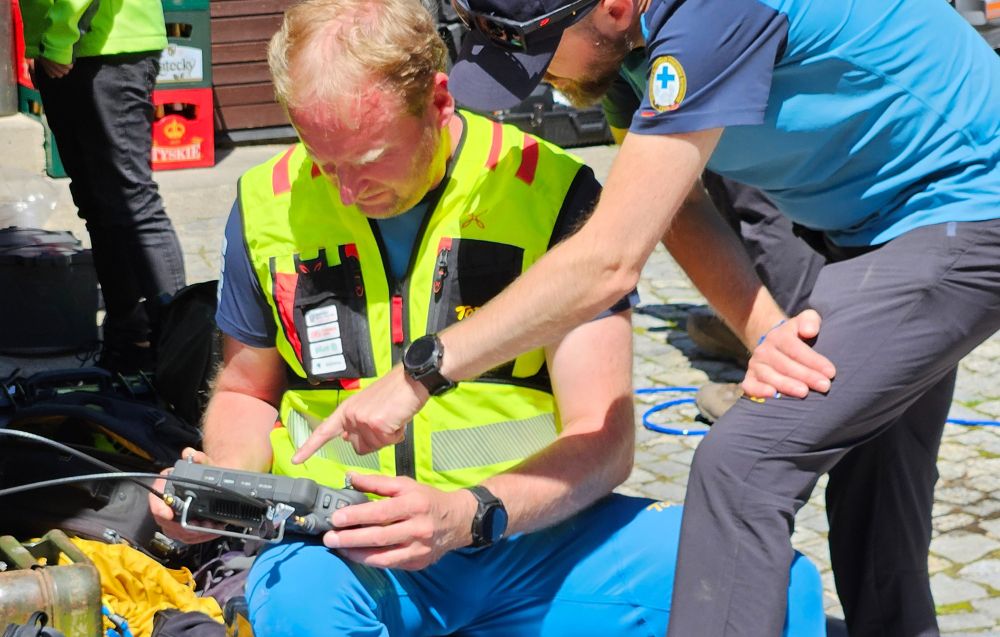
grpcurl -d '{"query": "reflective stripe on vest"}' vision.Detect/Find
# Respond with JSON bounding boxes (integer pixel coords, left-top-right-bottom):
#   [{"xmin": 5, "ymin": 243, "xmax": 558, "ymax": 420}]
[{"xmin": 238, "ymin": 110, "xmax": 584, "ymax": 491}]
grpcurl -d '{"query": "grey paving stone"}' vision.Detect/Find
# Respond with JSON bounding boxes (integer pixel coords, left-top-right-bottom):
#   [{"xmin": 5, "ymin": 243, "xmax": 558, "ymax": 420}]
[
  {"xmin": 982, "ymin": 519, "xmax": 1000, "ymax": 539},
  {"xmin": 973, "ymin": 401, "xmax": 1000, "ymax": 419},
  {"xmin": 959, "ymin": 560, "xmax": 1000, "ymax": 591},
  {"xmin": 641, "ymin": 459, "xmax": 692, "ymax": 479},
  {"xmin": 965, "ymin": 497, "xmax": 1000, "ymax": 519},
  {"xmin": 932, "ymin": 533, "xmax": 1000, "ymax": 564},
  {"xmin": 967, "ymin": 458, "xmax": 1000, "ymax": 479},
  {"xmin": 936, "ymin": 486, "xmax": 984, "ymax": 506},
  {"xmin": 963, "ymin": 474, "xmax": 1000, "ymax": 493},
  {"xmin": 940, "ymin": 442, "xmax": 984, "ymax": 463},
  {"xmin": 938, "ymin": 612, "xmax": 996, "ymax": 633},
  {"xmin": 971, "ymin": 596, "xmax": 1000, "ymax": 619},
  {"xmin": 625, "ymin": 463, "xmax": 658, "ymax": 483},
  {"xmin": 936, "ymin": 513, "xmax": 979, "ymax": 534},
  {"xmin": 929, "ymin": 554, "xmax": 956, "ymax": 575},
  {"xmin": 634, "ymin": 480, "xmax": 689, "ymax": 505},
  {"xmin": 940, "ymin": 461, "xmax": 971, "ymax": 482},
  {"xmin": 931, "ymin": 572, "xmax": 989, "ymax": 605}
]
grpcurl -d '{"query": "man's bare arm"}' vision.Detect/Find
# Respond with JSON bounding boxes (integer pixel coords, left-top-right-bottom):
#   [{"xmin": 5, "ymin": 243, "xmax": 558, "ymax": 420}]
[
  {"xmin": 199, "ymin": 336, "xmax": 287, "ymax": 471},
  {"xmin": 480, "ymin": 310, "xmax": 635, "ymax": 536}
]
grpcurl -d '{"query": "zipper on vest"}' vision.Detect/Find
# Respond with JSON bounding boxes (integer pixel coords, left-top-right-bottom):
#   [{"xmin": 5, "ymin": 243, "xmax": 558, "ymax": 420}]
[
  {"xmin": 432, "ymin": 238, "xmax": 452, "ymax": 298},
  {"xmin": 370, "ymin": 212, "xmax": 431, "ymax": 481}
]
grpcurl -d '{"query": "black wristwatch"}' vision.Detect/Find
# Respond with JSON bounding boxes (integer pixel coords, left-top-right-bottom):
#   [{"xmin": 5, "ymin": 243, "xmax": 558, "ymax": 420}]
[
  {"xmin": 402, "ymin": 334, "xmax": 456, "ymax": 396},
  {"xmin": 466, "ymin": 485, "xmax": 508, "ymax": 548}
]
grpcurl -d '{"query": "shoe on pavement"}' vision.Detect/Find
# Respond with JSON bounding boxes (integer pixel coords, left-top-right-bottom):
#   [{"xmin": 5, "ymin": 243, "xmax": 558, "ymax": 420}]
[
  {"xmin": 695, "ymin": 382, "xmax": 743, "ymax": 423},
  {"xmin": 686, "ymin": 308, "xmax": 750, "ymax": 365}
]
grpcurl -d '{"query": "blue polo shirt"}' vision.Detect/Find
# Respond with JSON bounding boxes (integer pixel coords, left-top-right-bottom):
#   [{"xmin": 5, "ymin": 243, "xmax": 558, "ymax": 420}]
[{"xmin": 632, "ymin": 0, "xmax": 1000, "ymax": 246}]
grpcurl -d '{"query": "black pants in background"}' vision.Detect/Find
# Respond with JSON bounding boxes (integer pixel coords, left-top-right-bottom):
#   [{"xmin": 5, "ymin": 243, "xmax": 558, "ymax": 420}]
[{"xmin": 35, "ymin": 52, "xmax": 186, "ymax": 346}]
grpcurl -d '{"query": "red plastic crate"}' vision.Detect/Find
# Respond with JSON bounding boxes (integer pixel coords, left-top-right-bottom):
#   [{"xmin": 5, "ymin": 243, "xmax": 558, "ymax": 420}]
[
  {"xmin": 11, "ymin": 0, "xmax": 34, "ymax": 88},
  {"xmin": 152, "ymin": 87, "xmax": 215, "ymax": 170}
]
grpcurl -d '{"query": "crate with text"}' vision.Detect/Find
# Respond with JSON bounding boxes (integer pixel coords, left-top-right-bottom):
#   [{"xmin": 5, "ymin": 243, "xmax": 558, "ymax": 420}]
[
  {"xmin": 17, "ymin": 86, "xmax": 67, "ymax": 178},
  {"xmin": 158, "ymin": 10, "xmax": 212, "ymax": 88},
  {"xmin": 152, "ymin": 88, "xmax": 215, "ymax": 170},
  {"xmin": 11, "ymin": 0, "xmax": 34, "ymax": 88}
]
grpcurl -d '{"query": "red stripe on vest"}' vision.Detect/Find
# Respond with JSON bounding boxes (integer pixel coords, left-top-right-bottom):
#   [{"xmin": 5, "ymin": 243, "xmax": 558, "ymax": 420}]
[
  {"xmin": 391, "ymin": 295, "xmax": 404, "ymax": 344},
  {"xmin": 340, "ymin": 378, "xmax": 361, "ymax": 390},
  {"xmin": 271, "ymin": 146, "xmax": 296, "ymax": 196},
  {"xmin": 273, "ymin": 271, "xmax": 303, "ymax": 361},
  {"xmin": 438, "ymin": 237, "xmax": 453, "ymax": 251},
  {"xmin": 310, "ymin": 162, "xmax": 322, "ymax": 178},
  {"xmin": 516, "ymin": 134, "xmax": 539, "ymax": 185},
  {"xmin": 344, "ymin": 243, "xmax": 359, "ymax": 259},
  {"xmin": 485, "ymin": 121, "xmax": 503, "ymax": 170}
]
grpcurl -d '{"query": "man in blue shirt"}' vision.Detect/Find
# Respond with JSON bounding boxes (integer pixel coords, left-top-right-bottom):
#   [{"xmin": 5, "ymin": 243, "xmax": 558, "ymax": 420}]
[{"xmin": 293, "ymin": 1, "xmax": 1000, "ymax": 635}]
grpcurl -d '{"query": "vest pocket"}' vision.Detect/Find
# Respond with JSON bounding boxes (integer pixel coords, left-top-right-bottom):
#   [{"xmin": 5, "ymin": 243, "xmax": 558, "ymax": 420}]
[
  {"xmin": 274, "ymin": 247, "xmax": 376, "ymax": 381},
  {"xmin": 427, "ymin": 238, "xmax": 524, "ymax": 333}
]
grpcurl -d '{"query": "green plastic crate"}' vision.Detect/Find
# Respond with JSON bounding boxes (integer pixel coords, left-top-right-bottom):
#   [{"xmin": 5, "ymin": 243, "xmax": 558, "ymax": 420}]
[
  {"xmin": 158, "ymin": 10, "xmax": 212, "ymax": 88},
  {"xmin": 161, "ymin": 0, "xmax": 208, "ymax": 11},
  {"xmin": 17, "ymin": 85, "xmax": 67, "ymax": 179}
]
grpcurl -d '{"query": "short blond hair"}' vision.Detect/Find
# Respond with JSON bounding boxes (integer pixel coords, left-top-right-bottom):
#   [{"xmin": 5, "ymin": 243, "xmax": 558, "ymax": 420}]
[{"xmin": 268, "ymin": 0, "xmax": 447, "ymax": 116}]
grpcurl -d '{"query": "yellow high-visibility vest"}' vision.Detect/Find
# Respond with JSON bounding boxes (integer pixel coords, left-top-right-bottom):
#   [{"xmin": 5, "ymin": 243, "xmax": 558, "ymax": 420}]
[{"xmin": 237, "ymin": 111, "xmax": 587, "ymax": 491}]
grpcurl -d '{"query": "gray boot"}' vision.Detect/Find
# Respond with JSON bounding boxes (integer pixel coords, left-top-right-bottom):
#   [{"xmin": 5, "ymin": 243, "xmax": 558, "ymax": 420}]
[
  {"xmin": 695, "ymin": 382, "xmax": 744, "ymax": 423},
  {"xmin": 686, "ymin": 308, "xmax": 750, "ymax": 364}
]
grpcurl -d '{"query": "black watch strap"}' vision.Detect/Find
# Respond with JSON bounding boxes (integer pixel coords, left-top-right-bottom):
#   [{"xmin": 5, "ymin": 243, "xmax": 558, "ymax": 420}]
[
  {"xmin": 466, "ymin": 485, "xmax": 507, "ymax": 548},
  {"xmin": 416, "ymin": 368, "xmax": 456, "ymax": 396}
]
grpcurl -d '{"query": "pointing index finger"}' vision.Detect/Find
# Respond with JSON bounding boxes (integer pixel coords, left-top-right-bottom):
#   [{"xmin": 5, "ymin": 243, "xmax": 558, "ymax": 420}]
[{"xmin": 291, "ymin": 412, "xmax": 345, "ymax": 464}]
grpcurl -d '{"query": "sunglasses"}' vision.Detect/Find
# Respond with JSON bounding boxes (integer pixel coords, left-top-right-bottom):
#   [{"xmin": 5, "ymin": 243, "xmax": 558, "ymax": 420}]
[{"xmin": 452, "ymin": 0, "xmax": 599, "ymax": 51}]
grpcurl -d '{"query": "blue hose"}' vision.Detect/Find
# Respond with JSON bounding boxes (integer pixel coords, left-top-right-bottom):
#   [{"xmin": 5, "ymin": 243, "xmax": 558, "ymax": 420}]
[
  {"xmin": 635, "ymin": 387, "xmax": 707, "ymax": 436},
  {"xmin": 636, "ymin": 386, "xmax": 1000, "ymax": 436}
]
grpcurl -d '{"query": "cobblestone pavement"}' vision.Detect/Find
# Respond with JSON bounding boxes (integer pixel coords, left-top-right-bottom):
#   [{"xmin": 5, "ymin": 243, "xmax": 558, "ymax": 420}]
[{"xmin": 34, "ymin": 142, "xmax": 1000, "ymax": 634}]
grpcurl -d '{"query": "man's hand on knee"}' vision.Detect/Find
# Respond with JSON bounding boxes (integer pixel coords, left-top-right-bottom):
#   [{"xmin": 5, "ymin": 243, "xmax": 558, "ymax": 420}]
[{"xmin": 742, "ymin": 309, "xmax": 836, "ymax": 399}]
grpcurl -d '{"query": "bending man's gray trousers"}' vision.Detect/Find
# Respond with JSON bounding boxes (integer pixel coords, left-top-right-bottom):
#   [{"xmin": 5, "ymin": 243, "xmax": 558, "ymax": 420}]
[{"xmin": 667, "ymin": 218, "xmax": 1000, "ymax": 637}]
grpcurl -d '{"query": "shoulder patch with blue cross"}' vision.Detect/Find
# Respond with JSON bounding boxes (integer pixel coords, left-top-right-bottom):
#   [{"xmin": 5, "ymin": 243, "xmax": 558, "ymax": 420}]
[{"xmin": 648, "ymin": 56, "xmax": 687, "ymax": 112}]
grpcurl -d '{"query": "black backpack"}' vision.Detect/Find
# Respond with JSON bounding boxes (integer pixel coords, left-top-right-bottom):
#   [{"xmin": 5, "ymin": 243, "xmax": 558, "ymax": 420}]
[
  {"xmin": 0, "ymin": 367, "xmax": 200, "ymax": 557},
  {"xmin": 153, "ymin": 280, "xmax": 223, "ymax": 428}
]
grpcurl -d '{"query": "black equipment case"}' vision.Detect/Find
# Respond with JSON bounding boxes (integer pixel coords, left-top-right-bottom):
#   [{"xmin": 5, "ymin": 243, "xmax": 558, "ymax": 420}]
[{"xmin": 0, "ymin": 227, "xmax": 98, "ymax": 355}]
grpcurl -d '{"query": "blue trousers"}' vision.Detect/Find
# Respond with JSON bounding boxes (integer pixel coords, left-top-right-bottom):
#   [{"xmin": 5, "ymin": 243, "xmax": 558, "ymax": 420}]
[{"xmin": 246, "ymin": 495, "xmax": 825, "ymax": 636}]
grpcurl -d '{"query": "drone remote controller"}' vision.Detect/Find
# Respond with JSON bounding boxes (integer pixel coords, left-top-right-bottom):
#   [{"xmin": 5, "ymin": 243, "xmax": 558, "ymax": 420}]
[{"xmin": 164, "ymin": 459, "xmax": 369, "ymax": 541}]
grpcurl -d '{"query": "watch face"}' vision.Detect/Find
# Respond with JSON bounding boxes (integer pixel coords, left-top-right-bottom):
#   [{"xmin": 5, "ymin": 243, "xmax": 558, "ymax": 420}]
[
  {"xmin": 485, "ymin": 504, "xmax": 509, "ymax": 543},
  {"xmin": 404, "ymin": 337, "xmax": 437, "ymax": 370}
]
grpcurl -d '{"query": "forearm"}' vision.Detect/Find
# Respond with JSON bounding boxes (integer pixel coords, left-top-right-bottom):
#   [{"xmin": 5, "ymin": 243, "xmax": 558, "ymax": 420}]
[
  {"xmin": 483, "ymin": 415, "xmax": 633, "ymax": 535},
  {"xmin": 199, "ymin": 390, "xmax": 276, "ymax": 472},
  {"xmin": 664, "ymin": 183, "xmax": 786, "ymax": 347}
]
